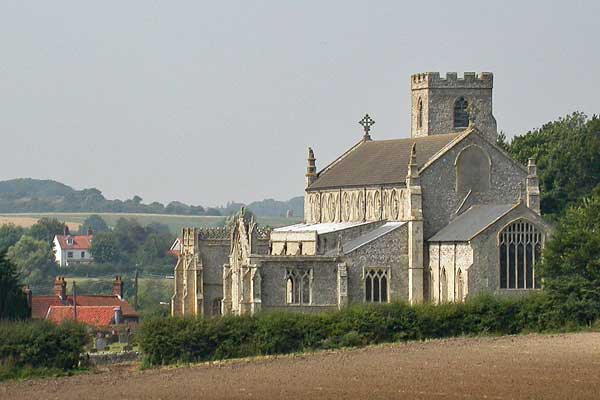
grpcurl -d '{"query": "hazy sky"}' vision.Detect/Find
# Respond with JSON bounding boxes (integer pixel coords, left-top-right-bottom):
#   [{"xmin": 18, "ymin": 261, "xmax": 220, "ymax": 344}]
[{"xmin": 0, "ymin": 1, "xmax": 598, "ymax": 206}]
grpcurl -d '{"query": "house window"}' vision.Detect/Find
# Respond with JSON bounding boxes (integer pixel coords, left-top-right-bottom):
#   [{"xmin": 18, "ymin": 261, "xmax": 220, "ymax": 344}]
[
  {"xmin": 417, "ymin": 98, "xmax": 423, "ymax": 129},
  {"xmin": 453, "ymin": 97, "xmax": 469, "ymax": 128},
  {"xmin": 81, "ymin": 251, "xmax": 85, "ymax": 258},
  {"xmin": 365, "ymin": 268, "xmax": 389, "ymax": 303},
  {"xmin": 67, "ymin": 251, "xmax": 73, "ymax": 258},
  {"xmin": 285, "ymin": 268, "xmax": 312, "ymax": 305},
  {"xmin": 499, "ymin": 220, "xmax": 542, "ymax": 289}
]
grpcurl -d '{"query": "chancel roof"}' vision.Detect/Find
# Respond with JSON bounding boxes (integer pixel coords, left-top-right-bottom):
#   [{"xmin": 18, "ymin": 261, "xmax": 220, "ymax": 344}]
[{"xmin": 308, "ymin": 133, "xmax": 461, "ymax": 190}]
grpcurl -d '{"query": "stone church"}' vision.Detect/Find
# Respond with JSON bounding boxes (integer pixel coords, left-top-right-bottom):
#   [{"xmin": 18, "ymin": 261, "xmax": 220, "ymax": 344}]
[{"xmin": 172, "ymin": 72, "xmax": 551, "ymax": 317}]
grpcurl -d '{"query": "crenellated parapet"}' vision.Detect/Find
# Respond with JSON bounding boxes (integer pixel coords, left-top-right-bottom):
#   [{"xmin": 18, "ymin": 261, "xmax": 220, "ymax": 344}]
[
  {"xmin": 198, "ymin": 226, "xmax": 230, "ymax": 240},
  {"xmin": 411, "ymin": 72, "xmax": 493, "ymax": 90}
]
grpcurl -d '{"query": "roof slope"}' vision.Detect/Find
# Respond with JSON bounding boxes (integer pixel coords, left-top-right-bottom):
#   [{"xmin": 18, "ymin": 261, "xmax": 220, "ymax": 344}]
[
  {"xmin": 31, "ymin": 295, "xmax": 138, "ymax": 319},
  {"xmin": 46, "ymin": 306, "xmax": 116, "ymax": 327},
  {"xmin": 308, "ymin": 133, "xmax": 461, "ymax": 190},
  {"xmin": 325, "ymin": 222, "xmax": 406, "ymax": 256},
  {"xmin": 428, "ymin": 204, "xmax": 515, "ymax": 242},
  {"xmin": 55, "ymin": 235, "xmax": 93, "ymax": 250}
]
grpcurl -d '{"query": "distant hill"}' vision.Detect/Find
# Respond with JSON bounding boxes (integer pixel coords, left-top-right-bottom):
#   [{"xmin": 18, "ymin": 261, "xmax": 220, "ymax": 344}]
[{"xmin": 0, "ymin": 178, "xmax": 304, "ymax": 218}]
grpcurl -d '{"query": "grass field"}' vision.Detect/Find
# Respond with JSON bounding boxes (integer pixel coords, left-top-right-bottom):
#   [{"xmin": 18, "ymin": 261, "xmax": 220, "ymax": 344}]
[{"xmin": 0, "ymin": 212, "xmax": 301, "ymax": 234}]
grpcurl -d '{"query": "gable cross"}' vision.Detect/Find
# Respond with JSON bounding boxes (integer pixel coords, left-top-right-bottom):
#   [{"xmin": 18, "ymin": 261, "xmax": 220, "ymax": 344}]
[{"xmin": 359, "ymin": 113, "xmax": 375, "ymax": 140}]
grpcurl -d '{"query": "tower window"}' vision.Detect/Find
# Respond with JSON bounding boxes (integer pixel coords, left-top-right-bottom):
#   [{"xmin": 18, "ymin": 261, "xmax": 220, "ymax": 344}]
[
  {"xmin": 453, "ymin": 97, "xmax": 469, "ymax": 128},
  {"xmin": 417, "ymin": 98, "xmax": 423, "ymax": 129}
]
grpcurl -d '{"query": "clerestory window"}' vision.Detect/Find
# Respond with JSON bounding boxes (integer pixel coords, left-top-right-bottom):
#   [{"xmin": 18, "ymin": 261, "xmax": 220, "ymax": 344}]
[{"xmin": 499, "ymin": 220, "xmax": 542, "ymax": 289}]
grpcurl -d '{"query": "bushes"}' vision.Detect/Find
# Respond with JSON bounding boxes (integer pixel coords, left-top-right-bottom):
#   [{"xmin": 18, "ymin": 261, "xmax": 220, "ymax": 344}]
[
  {"xmin": 0, "ymin": 320, "xmax": 87, "ymax": 379},
  {"xmin": 138, "ymin": 294, "xmax": 564, "ymax": 367}
]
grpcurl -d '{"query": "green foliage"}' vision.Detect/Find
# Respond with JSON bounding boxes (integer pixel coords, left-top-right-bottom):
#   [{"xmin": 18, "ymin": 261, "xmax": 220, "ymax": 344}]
[
  {"xmin": 28, "ymin": 217, "xmax": 67, "ymax": 243},
  {"xmin": 0, "ymin": 252, "xmax": 30, "ymax": 320},
  {"xmin": 6, "ymin": 236, "xmax": 56, "ymax": 285},
  {"xmin": 0, "ymin": 320, "xmax": 86, "ymax": 380},
  {"xmin": 538, "ymin": 191, "xmax": 600, "ymax": 326},
  {"xmin": 90, "ymin": 232, "xmax": 123, "ymax": 263},
  {"xmin": 507, "ymin": 112, "xmax": 600, "ymax": 217},
  {"xmin": 138, "ymin": 294, "xmax": 571, "ymax": 367},
  {"xmin": 0, "ymin": 224, "xmax": 26, "ymax": 253},
  {"xmin": 77, "ymin": 214, "xmax": 109, "ymax": 234}
]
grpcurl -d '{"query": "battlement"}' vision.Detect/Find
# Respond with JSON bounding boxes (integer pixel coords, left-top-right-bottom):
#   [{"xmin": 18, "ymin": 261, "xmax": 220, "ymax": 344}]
[
  {"xmin": 411, "ymin": 72, "xmax": 493, "ymax": 89},
  {"xmin": 198, "ymin": 227, "xmax": 230, "ymax": 240}
]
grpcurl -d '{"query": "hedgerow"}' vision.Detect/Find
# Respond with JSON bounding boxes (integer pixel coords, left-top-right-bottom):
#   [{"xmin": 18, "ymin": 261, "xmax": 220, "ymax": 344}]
[
  {"xmin": 0, "ymin": 320, "xmax": 86, "ymax": 380},
  {"xmin": 138, "ymin": 293, "xmax": 566, "ymax": 367}
]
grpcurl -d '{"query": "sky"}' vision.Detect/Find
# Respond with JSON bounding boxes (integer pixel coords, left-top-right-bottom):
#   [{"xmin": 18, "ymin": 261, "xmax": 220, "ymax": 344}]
[{"xmin": 0, "ymin": 1, "xmax": 598, "ymax": 207}]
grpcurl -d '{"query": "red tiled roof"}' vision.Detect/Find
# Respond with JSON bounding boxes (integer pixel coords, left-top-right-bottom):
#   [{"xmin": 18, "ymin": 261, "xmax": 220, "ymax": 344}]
[
  {"xmin": 55, "ymin": 235, "xmax": 93, "ymax": 250},
  {"xmin": 46, "ymin": 306, "xmax": 116, "ymax": 327},
  {"xmin": 31, "ymin": 295, "xmax": 138, "ymax": 319}
]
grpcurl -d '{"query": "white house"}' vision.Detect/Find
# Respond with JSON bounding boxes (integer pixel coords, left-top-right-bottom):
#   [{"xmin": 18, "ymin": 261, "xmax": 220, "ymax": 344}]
[{"xmin": 53, "ymin": 232, "xmax": 94, "ymax": 267}]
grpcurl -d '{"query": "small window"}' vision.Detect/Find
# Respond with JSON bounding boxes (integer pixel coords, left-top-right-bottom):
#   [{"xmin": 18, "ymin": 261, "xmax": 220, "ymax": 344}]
[
  {"xmin": 212, "ymin": 298, "xmax": 222, "ymax": 316},
  {"xmin": 453, "ymin": 97, "xmax": 469, "ymax": 128},
  {"xmin": 417, "ymin": 98, "xmax": 423, "ymax": 129},
  {"xmin": 67, "ymin": 251, "xmax": 73, "ymax": 258},
  {"xmin": 365, "ymin": 268, "xmax": 389, "ymax": 303},
  {"xmin": 81, "ymin": 251, "xmax": 85, "ymax": 258},
  {"xmin": 285, "ymin": 269, "xmax": 312, "ymax": 305}
]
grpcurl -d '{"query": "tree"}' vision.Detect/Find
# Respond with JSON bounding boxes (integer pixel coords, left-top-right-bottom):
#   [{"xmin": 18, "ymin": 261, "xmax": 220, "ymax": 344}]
[
  {"xmin": 90, "ymin": 232, "xmax": 123, "ymax": 263},
  {"xmin": 78, "ymin": 214, "xmax": 109, "ymax": 234},
  {"xmin": 508, "ymin": 112, "xmax": 600, "ymax": 217},
  {"xmin": 28, "ymin": 217, "xmax": 67, "ymax": 243},
  {"xmin": 0, "ymin": 224, "xmax": 26, "ymax": 253},
  {"xmin": 0, "ymin": 251, "xmax": 30, "ymax": 320},
  {"xmin": 6, "ymin": 236, "xmax": 56, "ymax": 285},
  {"xmin": 136, "ymin": 233, "xmax": 174, "ymax": 267},
  {"xmin": 539, "ymin": 188, "xmax": 600, "ymax": 325}
]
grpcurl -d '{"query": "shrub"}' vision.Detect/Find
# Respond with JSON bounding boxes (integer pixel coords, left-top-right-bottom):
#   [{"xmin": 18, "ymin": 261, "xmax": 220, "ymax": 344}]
[
  {"xmin": 138, "ymin": 293, "xmax": 575, "ymax": 367},
  {"xmin": 0, "ymin": 320, "xmax": 86, "ymax": 380}
]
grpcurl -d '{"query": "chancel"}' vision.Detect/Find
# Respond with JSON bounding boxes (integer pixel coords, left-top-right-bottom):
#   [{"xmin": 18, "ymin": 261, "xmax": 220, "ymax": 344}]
[{"xmin": 172, "ymin": 72, "xmax": 551, "ymax": 317}]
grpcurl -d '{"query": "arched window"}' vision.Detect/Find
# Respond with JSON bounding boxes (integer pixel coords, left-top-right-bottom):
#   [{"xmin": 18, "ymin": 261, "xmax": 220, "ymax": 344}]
[
  {"xmin": 455, "ymin": 145, "xmax": 491, "ymax": 193},
  {"xmin": 441, "ymin": 268, "xmax": 448, "ymax": 303},
  {"xmin": 365, "ymin": 268, "xmax": 389, "ymax": 303},
  {"xmin": 212, "ymin": 298, "xmax": 223, "ymax": 316},
  {"xmin": 499, "ymin": 220, "xmax": 542, "ymax": 289},
  {"xmin": 286, "ymin": 269, "xmax": 312, "ymax": 304},
  {"xmin": 456, "ymin": 270, "xmax": 464, "ymax": 302},
  {"xmin": 454, "ymin": 97, "xmax": 469, "ymax": 129},
  {"xmin": 417, "ymin": 98, "xmax": 423, "ymax": 129}
]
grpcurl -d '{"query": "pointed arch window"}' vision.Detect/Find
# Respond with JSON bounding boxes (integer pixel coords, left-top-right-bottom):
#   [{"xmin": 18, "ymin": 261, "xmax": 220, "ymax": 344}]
[
  {"xmin": 365, "ymin": 268, "xmax": 389, "ymax": 303},
  {"xmin": 441, "ymin": 268, "xmax": 448, "ymax": 303},
  {"xmin": 417, "ymin": 98, "xmax": 423, "ymax": 129},
  {"xmin": 499, "ymin": 220, "xmax": 542, "ymax": 289},
  {"xmin": 286, "ymin": 269, "xmax": 312, "ymax": 304},
  {"xmin": 454, "ymin": 97, "xmax": 469, "ymax": 128}
]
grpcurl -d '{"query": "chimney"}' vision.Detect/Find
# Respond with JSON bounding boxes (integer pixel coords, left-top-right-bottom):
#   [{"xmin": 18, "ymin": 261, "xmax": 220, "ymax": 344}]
[
  {"xmin": 23, "ymin": 285, "xmax": 32, "ymax": 312},
  {"xmin": 64, "ymin": 226, "xmax": 70, "ymax": 236},
  {"xmin": 54, "ymin": 277, "xmax": 67, "ymax": 300},
  {"xmin": 113, "ymin": 275, "xmax": 124, "ymax": 299},
  {"xmin": 113, "ymin": 306, "xmax": 122, "ymax": 325},
  {"xmin": 87, "ymin": 227, "xmax": 93, "ymax": 236}
]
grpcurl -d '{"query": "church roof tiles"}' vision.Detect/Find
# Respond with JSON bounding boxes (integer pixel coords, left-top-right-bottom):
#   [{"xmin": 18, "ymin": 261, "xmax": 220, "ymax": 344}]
[{"xmin": 308, "ymin": 133, "xmax": 461, "ymax": 190}]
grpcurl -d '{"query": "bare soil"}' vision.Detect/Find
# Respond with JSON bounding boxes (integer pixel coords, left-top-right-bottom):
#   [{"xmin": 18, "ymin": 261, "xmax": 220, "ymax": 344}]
[{"xmin": 2, "ymin": 332, "xmax": 600, "ymax": 400}]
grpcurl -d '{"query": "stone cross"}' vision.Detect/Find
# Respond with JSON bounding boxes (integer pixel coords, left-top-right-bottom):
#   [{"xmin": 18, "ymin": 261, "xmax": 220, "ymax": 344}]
[{"xmin": 359, "ymin": 114, "xmax": 375, "ymax": 140}]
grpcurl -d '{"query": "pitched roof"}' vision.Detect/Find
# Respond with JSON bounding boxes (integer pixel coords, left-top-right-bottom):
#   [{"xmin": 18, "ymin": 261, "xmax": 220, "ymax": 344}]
[
  {"xmin": 46, "ymin": 306, "xmax": 116, "ymax": 327},
  {"xmin": 427, "ymin": 204, "xmax": 515, "ymax": 242},
  {"xmin": 54, "ymin": 235, "xmax": 93, "ymax": 250},
  {"xmin": 308, "ymin": 133, "xmax": 461, "ymax": 190},
  {"xmin": 31, "ymin": 295, "xmax": 138, "ymax": 319}
]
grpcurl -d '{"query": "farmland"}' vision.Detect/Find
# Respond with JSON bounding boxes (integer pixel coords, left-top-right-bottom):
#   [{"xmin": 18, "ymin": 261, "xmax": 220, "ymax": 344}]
[{"xmin": 0, "ymin": 212, "xmax": 301, "ymax": 234}]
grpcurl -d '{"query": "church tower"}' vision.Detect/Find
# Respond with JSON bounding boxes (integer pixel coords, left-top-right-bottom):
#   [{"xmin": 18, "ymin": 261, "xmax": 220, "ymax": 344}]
[{"xmin": 410, "ymin": 72, "xmax": 497, "ymax": 142}]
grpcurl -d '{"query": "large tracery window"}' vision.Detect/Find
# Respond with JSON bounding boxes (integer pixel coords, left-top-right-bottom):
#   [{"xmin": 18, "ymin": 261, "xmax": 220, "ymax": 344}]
[
  {"xmin": 286, "ymin": 268, "xmax": 312, "ymax": 305},
  {"xmin": 454, "ymin": 97, "xmax": 469, "ymax": 128},
  {"xmin": 499, "ymin": 220, "xmax": 542, "ymax": 289},
  {"xmin": 365, "ymin": 268, "xmax": 389, "ymax": 303}
]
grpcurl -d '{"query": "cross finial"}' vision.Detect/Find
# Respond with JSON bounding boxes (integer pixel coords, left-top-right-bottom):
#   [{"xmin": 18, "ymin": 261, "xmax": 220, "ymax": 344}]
[{"xmin": 359, "ymin": 113, "xmax": 375, "ymax": 140}]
